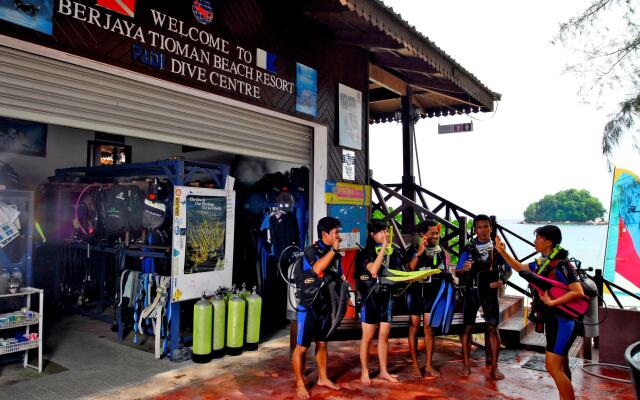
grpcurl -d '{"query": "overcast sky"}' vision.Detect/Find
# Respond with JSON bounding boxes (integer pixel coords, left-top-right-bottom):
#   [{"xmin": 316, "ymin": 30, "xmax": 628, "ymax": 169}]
[{"xmin": 369, "ymin": 0, "xmax": 640, "ymax": 220}]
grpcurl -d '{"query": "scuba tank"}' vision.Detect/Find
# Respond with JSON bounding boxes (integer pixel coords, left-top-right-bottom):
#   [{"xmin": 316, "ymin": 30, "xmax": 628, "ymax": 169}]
[
  {"xmin": 226, "ymin": 290, "xmax": 246, "ymax": 355},
  {"xmin": 238, "ymin": 283, "xmax": 251, "ymax": 300},
  {"xmin": 192, "ymin": 294, "xmax": 212, "ymax": 363},
  {"xmin": 226, "ymin": 284, "xmax": 237, "ymax": 302},
  {"xmin": 245, "ymin": 286, "xmax": 262, "ymax": 351},
  {"xmin": 211, "ymin": 291, "xmax": 226, "ymax": 358}
]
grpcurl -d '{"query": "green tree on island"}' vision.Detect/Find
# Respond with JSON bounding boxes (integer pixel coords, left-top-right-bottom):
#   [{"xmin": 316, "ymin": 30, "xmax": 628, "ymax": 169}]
[{"xmin": 523, "ymin": 189, "xmax": 606, "ymax": 223}]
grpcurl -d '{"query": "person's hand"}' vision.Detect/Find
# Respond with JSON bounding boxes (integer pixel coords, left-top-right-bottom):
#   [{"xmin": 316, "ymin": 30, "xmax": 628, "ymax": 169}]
[
  {"xmin": 462, "ymin": 260, "xmax": 473, "ymax": 272},
  {"xmin": 381, "ymin": 236, "xmax": 389, "ymax": 251},
  {"xmin": 540, "ymin": 290, "xmax": 554, "ymax": 306},
  {"xmin": 334, "ymin": 236, "xmax": 342, "ymax": 250},
  {"xmin": 495, "ymin": 236, "xmax": 506, "ymax": 253},
  {"xmin": 417, "ymin": 236, "xmax": 426, "ymax": 253},
  {"xmin": 489, "ymin": 280, "xmax": 504, "ymax": 289}
]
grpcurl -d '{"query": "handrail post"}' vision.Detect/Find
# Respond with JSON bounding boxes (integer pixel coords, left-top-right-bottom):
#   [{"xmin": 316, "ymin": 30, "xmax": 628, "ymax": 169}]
[
  {"xmin": 595, "ymin": 269, "xmax": 604, "ymax": 307},
  {"xmin": 458, "ymin": 217, "xmax": 467, "ymax": 258}
]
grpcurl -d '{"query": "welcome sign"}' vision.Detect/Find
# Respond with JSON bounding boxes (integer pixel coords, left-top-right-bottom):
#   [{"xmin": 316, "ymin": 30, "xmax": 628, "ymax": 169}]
[{"xmin": 0, "ymin": 0, "xmax": 315, "ymax": 116}]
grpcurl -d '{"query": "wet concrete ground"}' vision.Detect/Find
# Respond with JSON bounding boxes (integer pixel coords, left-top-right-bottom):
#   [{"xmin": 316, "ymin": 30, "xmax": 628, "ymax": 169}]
[{"xmin": 134, "ymin": 337, "xmax": 635, "ymax": 400}]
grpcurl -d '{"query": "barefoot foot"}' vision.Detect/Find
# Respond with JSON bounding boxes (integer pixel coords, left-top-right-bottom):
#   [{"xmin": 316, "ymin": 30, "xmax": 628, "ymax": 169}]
[
  {"xmin": 379, "ymin": 372, "xmax": 400, "ymax": 383},
  {"xmin": 425, "ymin": 366, "xmax": 441, "ymax": 377},
  {"xmin": 490, "ymin": 367, "xmax": 505, "ymax": 380},
  {"xmin": 410, "ymin": 364, "xmax": 422, "ymax": 378},
  {"xmin": 360, "ymin": 370, "xmax": 371, "ymax": 386},
  {"xmin": 317, "ymin": 378, "xmax": 341, "ymax": 390},
  {"xmin": 296, "ymin": 383, "xmax": 310, "ymax": 400},
  {"xmin": 458, "ymin": 365, "xmax": 471, "ymax": 377}
]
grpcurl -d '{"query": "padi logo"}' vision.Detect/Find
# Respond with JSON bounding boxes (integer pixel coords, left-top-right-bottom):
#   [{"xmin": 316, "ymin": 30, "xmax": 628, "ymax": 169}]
[
  {"xmin": 359, "ymin": 275, "xmax": 369, "ymax": 281},
  {"xmin": 304, "ymin": 278, "xmax": 315, "ymax": 285},
  {"xmin": 192, "ymin": 0, "xmax": 214, "ymax": 25},
  {"xmin": 115, "ymin": 192, "xmax": 126, "ymax": 200}
]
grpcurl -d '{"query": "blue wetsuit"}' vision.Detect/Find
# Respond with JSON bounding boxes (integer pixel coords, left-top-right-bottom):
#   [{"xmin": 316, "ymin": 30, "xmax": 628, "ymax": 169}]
[{"xmin": 528, "ymin": 257, "xmax": 580, "ymax": 357}]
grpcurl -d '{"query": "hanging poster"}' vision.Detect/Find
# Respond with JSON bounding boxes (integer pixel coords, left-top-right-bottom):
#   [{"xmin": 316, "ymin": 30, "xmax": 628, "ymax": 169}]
[
  {"xmin": 0, "ymin": 0, "xmax": 54, "ymax": 35},
  {"xmin": 604, "ymin": 168, "xmax": 640, "ymax": 299},
  {"xmin": 338, "ymin": 83, "xmax": 362, "ymax": 150},
  {"xmin": 171, "ymin": 184, "xmax": 236, "ymax": 302},
  {"xmin": 296, "ymin": 62, "xmax": 317, "ymax": 117}
]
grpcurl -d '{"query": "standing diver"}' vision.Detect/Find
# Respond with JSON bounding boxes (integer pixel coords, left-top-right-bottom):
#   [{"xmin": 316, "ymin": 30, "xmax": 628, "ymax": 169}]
[
  {"xmin": 405, "ymin": 219, "xmax": 451, "ymax": 378},
  {"xmin": 457, "ymin": 214, "xmax": 507, "ymax": 380},
  {"xmin": 292, "ymin": 217, "xmax": 344, "ymax": 400},
  {"xmin": 495, "ymin": 225, "xmax": 583, "ymax": 400},
  {"xmin": 356, "ymin": 219, "xmax": 405, "ymax": 385}
]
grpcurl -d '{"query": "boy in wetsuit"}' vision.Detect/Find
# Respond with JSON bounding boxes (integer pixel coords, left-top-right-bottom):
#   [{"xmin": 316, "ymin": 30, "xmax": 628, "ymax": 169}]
[
  {"xmin": 457, "ymin": 214, "xmax": 507, "ymax": 380},
  {"xmin": 406, "ymin": 219, "xmax": 449, "ymax": 378},
  {"xmin": 292, "ymin": 217, "xmax": 344, "ymax": 400}
]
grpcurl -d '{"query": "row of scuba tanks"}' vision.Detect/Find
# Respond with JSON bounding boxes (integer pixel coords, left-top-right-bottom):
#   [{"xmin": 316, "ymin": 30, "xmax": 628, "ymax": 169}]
[{"xmin": 192, "ymin": 283, "xmax": 262, "ymax": 363}]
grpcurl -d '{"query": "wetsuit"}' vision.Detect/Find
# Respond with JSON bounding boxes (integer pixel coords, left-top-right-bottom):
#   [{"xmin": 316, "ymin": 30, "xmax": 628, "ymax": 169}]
[
  {"xmin": 528, "ymin": 256, "xmax": 580, "ymax": 356},
  {"xmin": 405, "ymin": 245, "xmax": 449, "ymax": 316},
  {"xmin": 296, "ymin": 241, "xmax": 342, "ymax": 348},
  {"xmin": 356, "ymin": 244, "xmax": 405, "ymax": 324},
  {"xmin": 458, "ymin": 239, "xmax": 507, "ymax": 326}
]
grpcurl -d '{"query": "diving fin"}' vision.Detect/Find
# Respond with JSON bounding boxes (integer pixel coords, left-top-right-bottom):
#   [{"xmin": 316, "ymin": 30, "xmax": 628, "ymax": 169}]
[
  {"xmin": 442, "ymin": 280, "xmax": 455, "ymax": 334},
  {"xmin": 428, "ymin": 278, "xmax": 448, "ymax": 328}
]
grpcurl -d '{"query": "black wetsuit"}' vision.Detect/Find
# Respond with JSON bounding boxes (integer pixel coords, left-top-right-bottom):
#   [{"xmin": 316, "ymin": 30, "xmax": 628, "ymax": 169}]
[
  {"xmin": 405, "ymin": 246, "xmax": 448, "ymax": 316},
  {"xmin": 296, "ymin": 241, "xmax": 342, "ymax": 347},
  {"xmin": 457, "ymin": 239, "xmax": 507, "ymax": 326},
  {"xmin": 356, "ymin": 244, "xmax": 405, "ymax": 324}
]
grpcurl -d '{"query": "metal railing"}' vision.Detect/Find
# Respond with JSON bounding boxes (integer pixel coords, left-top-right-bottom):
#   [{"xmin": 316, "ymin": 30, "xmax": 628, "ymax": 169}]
[{"xmin": 371, "ymin": 179, "xmax": 640, "ymax": 309}]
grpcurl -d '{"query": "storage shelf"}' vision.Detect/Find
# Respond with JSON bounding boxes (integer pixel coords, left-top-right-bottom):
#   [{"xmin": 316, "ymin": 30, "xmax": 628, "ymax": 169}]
[
  {"xmin": 0, "ymin": 339, "xmax": 39, "ymax": 355},
  {"xmin": 0, "ymin": 313, "xmax": 39, "ymax": 330}
]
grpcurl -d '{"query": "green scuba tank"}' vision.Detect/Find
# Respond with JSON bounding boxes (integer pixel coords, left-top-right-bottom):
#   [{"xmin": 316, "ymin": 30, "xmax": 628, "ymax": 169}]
[
  {"xmin": 226, "ymin": 290, "xmax": 246, "ymax": 355},
  {"xmin": 225, "ymin": 284, "xmax": 237, "ymax": 302},
  {"xmin": 192, "ymin": 295, "xmax": 212, "ymax": 363},
  {"xmin": 245, "ymin": 286, "xmax": 262, "ymax": 351},
  {"xmin": 211, "ymin": 292, "xmax": 226, "ymax": 358},
  {"xmin": 238, "ymin": 283, "xmax": 251, "ymax": 300}
]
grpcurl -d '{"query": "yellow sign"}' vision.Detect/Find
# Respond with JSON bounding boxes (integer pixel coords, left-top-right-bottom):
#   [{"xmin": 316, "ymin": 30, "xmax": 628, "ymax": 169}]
[
  {"xmin": 325, "ymin": 181, "xmax": 371, "ymax": 205},
  {"xmin": 174, "ymin": 197, "xmax": 180, "ymax": 216}
]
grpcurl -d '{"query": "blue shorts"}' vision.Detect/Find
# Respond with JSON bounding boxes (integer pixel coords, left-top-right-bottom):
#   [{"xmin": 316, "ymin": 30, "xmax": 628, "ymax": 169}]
[
  {"xmin": 360, "ymin": 291, "xmax": 393, "ymax": 324},
  {"xmin": 296, "ymin": 306, "xmax": 330, "ymax": 348},
  {"xmin": 545, "ymin": 316, "xmax": 578, "ymax": 357}
]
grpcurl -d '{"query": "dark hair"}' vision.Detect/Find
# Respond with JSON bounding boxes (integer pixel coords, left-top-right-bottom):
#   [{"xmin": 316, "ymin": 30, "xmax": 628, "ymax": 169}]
[
  {"xmin": 534, "ymin": 225, "xmax": 562, "ymax": 247},
  {"xmin": 416, "ymin": 219, "xmax": 438, "ymax": 234},
  {"xmin": 317, "ymin": 216, "xmax": 341, "ymax": 238},
  {"xmin": 365, "ymin": 219, "xmax": 388, "ymax": 250},
  {"xmin": 473, "ymin": 214, "xmax": 491, "ymax": 227}
]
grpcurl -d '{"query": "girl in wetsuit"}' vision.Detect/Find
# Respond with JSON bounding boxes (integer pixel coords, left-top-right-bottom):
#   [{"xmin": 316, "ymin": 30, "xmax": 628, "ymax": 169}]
[
  {"xmin": 356, "ymin": 219, "xmax": 407, "ymax": 386},
  {"xmin": 495, "ymin": 225, "xmax": 584, "ymax": 400}
]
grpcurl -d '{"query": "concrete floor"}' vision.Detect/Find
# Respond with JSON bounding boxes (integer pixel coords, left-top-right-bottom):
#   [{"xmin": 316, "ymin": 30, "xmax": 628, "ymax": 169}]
[
  {"xmin": 0, "ymin": 314, "xmax": 193, "ymax": 400},
  {"xmin": 0, "ymin": 315, "xmax": 635, "ymax": 399},
  {"xmin": 105, "ymin": 336, "xmax": 635, "ymax": 400}
]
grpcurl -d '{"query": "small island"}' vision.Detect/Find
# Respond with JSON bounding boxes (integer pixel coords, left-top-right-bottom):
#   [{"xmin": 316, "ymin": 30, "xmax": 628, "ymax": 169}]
[{"xmin": 522, "ymin": 189, "xmax": 606, "ymax": 224}]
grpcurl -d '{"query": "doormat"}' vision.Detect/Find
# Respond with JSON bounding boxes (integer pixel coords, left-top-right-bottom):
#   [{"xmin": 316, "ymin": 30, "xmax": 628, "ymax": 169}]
[
  {"xmin": 470, "ymin": 349, "xmax": 520, "ymax": 364},
  {"xmin": 521, "ymin": 354, "xmax": 581, "ymax": 372}
]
